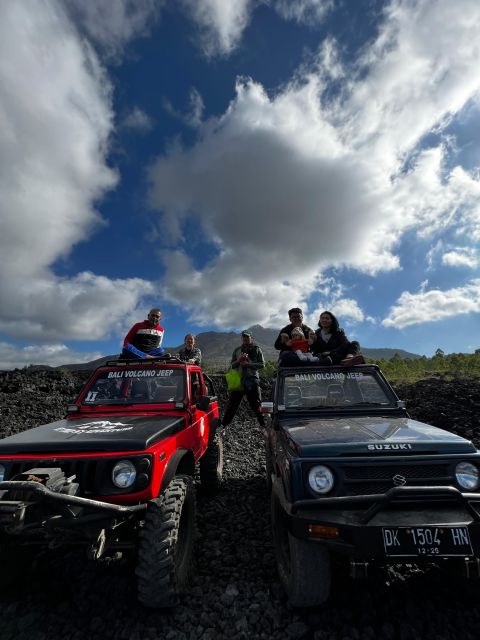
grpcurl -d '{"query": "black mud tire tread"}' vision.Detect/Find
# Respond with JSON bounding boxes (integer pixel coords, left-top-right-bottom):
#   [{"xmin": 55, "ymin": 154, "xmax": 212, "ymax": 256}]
[
  {"xmin": 265, "ymin": 443, "xmax": 274, "ymax": 493},
  {"xmin": 199, "ymin": 423, "xmax": 224, "ymax": 491},
  {"xmin": 271, "ymin": 491, "xmax": 331, "ymax": 607},
  {"xmin": 136, "ymin": 475, "xmax": 196, "ymax": 608}
]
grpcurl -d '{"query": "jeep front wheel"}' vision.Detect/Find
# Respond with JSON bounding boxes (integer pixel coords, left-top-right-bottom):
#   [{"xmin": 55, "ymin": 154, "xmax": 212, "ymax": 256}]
[
  {"xmin": 136, "ymin": 475, "xmax": 196, "ymax": 608},
  {"xmin": 271, "ymin": 491, "xmax": 331, "ymax": 607},
  {"xmin": 199, "ymin": 422, "xmax": 224, "ymax": 490}
]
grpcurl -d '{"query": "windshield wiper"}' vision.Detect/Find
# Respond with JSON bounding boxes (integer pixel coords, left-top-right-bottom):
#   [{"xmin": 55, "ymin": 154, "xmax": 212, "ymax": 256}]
[
  {"xmin": 82, "ymin": 399, "xmax": 134, "ymax": 406},
  {"xmin": 286, "ymin": 404, "xmax": 343, "ymax": 410},
  {"xmin": 348, "ymin": 401, "xmax": 388, "ymax": 407}
]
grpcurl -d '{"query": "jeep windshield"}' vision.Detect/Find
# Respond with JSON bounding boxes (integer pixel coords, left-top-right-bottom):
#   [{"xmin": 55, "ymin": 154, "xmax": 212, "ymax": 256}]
[
  {"xmin": 281, "ymin": 369, "xmax": 397, "ymax": 411},
  {"xmin": 81, "ymin": 368, "xmax": 185, "ymax": 405}
]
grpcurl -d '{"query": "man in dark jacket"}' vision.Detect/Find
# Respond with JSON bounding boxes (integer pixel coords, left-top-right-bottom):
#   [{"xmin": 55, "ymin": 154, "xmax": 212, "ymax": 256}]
[
  {"xmin": 121, "ymin": 308, "xmax": 165, "ymax": 359},
  {"xmin": 221, "ymin": 330, "xmax": 265, "ymax": 428},
  {"xmin": 274, "ymin": 308, "xmax": 314, "ymax": 351},
  {"xmin": 177, "ymin": 333, "xmax": 202, "ymax": 365}
]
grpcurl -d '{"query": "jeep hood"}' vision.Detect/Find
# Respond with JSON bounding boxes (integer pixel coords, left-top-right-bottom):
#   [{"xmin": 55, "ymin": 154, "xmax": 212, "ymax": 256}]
[
  {"xmin": 0, "ymin": 415, "xmax": 186, "ymax": 454},
  {"xmin": 280, "ymin": 415, "xmax": 476, "ymax": 456}
]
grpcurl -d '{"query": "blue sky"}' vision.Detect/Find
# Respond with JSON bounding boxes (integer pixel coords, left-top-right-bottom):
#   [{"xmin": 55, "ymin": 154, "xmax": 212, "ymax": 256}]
[{"xmin": 1, "ymin": 0, "xmax": 479, "ymax": 369}]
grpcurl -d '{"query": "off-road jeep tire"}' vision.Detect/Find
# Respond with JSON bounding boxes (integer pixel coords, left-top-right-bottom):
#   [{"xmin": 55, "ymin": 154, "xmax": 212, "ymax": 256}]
[
  {"xmin": 271, "ymin": 491, "xmax": 331, "ymax": 607},
  {"xmin": 136, "ymin": 475, "xmax": 196, "ymax": 608},
  {"xmin": 199, "ymin": 420, "xmax": 224, "ymax": 490},
  {"xmin": 265, "ymin": 443, "xmax": 274, "ymax": 493}
]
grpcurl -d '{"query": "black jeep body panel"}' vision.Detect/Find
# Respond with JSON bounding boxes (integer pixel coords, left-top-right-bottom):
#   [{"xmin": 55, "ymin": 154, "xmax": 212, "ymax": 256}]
[{"xmin": 278, "ymin": 414, "xmax": 476, "ymax": 457}]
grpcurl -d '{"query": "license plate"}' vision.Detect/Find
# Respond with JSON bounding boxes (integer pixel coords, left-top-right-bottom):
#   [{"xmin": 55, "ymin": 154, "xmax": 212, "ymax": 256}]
[{"xmin": 382, "ymin": 526, "xmax": 472, "ymax": 557}]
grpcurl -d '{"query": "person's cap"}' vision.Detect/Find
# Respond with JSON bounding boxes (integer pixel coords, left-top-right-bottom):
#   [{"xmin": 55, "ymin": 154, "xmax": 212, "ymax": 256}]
[
  {"xmin": 241, "ymin": 330, "xmax": 252, "ymax": 337},
  {"xmin": 288, "ymin": 307, "xmax": 303, "ymax": 317}
]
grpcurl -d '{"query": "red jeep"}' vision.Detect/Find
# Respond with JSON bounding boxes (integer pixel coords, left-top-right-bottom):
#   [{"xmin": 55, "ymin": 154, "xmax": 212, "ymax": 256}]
[{"xmin": 0, "ymin": 356, "xmax": 223, "ymax": 607}]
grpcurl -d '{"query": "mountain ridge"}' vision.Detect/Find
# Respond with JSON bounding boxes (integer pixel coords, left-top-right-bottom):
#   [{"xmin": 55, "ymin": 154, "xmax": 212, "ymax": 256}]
[{"xmin": 23, "ymin": 325, "xmax": 423, "ymax": 371}]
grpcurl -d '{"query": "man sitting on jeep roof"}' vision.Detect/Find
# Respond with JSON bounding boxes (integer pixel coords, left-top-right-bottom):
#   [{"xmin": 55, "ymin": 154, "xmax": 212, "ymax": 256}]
[{"xmin": 122, "ymin": 308, "xmax": 165, "ymax": 359}]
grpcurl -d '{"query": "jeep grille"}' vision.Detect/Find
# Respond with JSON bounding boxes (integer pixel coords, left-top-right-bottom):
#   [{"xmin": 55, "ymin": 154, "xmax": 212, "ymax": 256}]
[
  {"xmin": 7, "ymin": 459, "xmax": 99, "ymax": 496},
  {"xmin": 342, "ymin": 462, "xmax": 452, "ymax": 496}
]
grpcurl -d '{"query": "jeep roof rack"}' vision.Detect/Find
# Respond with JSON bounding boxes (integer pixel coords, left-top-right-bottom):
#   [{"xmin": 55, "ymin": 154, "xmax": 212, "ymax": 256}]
[{"xmin": 105, "ymin": 354, "xmax": 185, "ymax": 367}]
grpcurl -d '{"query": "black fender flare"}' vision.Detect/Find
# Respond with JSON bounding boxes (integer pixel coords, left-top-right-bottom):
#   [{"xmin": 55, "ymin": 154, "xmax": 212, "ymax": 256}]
[{"xmin": 160, "ymin": 449, "xmax": 195, "ymax": 493}]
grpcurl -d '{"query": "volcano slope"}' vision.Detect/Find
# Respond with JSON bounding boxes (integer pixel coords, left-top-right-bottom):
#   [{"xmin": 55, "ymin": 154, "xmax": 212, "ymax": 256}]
[{"xmin": 0, "ymin": 370, "xmax": 479, "ymax": 640}]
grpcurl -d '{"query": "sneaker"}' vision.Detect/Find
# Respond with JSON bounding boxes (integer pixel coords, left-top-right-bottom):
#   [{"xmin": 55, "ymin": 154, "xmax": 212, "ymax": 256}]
[
  {"xmin": 340, "ymin": 355, "xmax": 365, "ymax": 367},
  {"xmin": 319, "ymin": 356, "xmax": 333, "ymax": 365}
]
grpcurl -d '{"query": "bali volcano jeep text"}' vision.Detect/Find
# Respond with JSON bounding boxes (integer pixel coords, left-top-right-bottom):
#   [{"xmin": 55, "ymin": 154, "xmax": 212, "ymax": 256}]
[
  {"xmin": 0, "ymin": 356, "xmax": 223, "ymax": 608},
  {"xmin": 262, "ymin": 363, "xmax": 480, "ymax": 607}
]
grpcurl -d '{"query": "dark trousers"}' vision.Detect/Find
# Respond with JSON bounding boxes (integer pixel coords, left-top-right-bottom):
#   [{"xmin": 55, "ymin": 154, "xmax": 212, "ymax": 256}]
[{"xmin": 222, "ymin": 383, "xmax": 264, "ymax": 427}]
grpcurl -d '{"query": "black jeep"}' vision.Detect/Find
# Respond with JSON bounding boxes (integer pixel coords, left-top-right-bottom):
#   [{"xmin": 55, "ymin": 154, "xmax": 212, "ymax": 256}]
[
  {"xmin": 0, "ymin": 356, "xmax": 223, "ymax": 608},
  {"xmin": 263, "ymin": 364, "xmax": 480, "ymax": 606}
]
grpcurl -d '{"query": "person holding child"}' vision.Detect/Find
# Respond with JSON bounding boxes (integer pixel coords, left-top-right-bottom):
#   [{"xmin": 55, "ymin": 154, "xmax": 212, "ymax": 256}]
[{"xmin": 281, "ymin": 327, "xmax": 319, "ymax": 364}]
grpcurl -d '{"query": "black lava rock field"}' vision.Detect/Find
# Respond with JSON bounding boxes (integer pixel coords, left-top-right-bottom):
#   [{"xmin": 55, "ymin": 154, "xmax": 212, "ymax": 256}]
[{"xmin": 0, "ymin": 370, "xmax": 480, "ymax": 640}]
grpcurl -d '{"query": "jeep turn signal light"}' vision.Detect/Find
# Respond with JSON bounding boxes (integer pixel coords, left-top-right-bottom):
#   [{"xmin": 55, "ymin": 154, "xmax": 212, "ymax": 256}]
[{"xmin": 308, "ymin": 524, "xmax": 339, "ymax": 539}]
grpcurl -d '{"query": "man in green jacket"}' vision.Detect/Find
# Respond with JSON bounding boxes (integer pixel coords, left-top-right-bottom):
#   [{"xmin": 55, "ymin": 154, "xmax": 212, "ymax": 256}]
[{"xmin": 221, "ymin": 330, "xmax": 265, "ymax": 428}]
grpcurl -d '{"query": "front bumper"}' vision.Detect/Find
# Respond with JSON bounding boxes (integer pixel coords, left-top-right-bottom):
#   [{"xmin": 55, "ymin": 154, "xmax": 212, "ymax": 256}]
[
  {"xmin": 275, "ymin": 482, "xmax": 480, "ymax": 560},
  {"xmin": 0, "ymin": 480, "xmax": 147, "ymax": 537}
]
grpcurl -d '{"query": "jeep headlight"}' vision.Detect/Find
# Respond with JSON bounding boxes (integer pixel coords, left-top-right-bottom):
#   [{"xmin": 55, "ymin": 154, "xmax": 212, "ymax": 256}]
[
  {"xmin": 0, "ymin": 464, "xmax": 5, "ymax": 482},
  {"xmin": 308, "ymin": 465, "xmax": 334, "ymax": 495},
  {"xmin": 112, "ymin": 460, "xmax": 137, "ymax": 488},
  {"xmin": 455, "ymin": 462, "xmax": 479, "ymax": 490}
]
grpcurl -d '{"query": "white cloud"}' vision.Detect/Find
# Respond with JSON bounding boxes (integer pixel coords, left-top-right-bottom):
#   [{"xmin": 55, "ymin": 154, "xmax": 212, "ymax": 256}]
[
  {"xmin": 181, "ymin": 0, "xmax": 253, "ymax": 57},
  {"xmin": 330, "ymin": 299, "xmax": 366, "ymax": 323},
  {"xmin": 181, "ymin": 0, "xmax": 332, "ymax": 57},
  {"xmin": 65, "ymin": 0, "xmax": 162, "ymax": 58},
  {"xmin": 0, "ymin": 2, "xmax": 156, "ymax": 345},
  {"xmin": 382, "ymin": 279, "xmax": 480, "ymax": 328},
  {"xmin": 164, "ymin": 88, "xmax": 205, "ymax": 128},
  {"xmin": 122, "ymin": 106, "xmax": 153, "ymax": 132},
  {"xmin": 270, "ymin": 0, "xmax": 333, "ymax": 24},
  {"xmin": 0, "ymin": 343, "xmax": 103, "ymax": 372},
  {"xmin": 306, "ymin": 295, "xmax": 375, "ymax": 330},
  {"xmin": 0, "ymin": 272, "xmax": 155, "ymax": 341},
  {"xmin": 442, "ymin": 248, "xmax": 478, "ymax": 268},
  {"xmin": 148, "ymin": 0, "xmax": 480, "ymax": 328}
]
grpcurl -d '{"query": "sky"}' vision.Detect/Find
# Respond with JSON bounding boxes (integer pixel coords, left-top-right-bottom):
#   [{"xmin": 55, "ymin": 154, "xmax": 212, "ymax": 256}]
[{"xmin": 1, "ymin": 0, "xmax": 480, "ymax": 370}]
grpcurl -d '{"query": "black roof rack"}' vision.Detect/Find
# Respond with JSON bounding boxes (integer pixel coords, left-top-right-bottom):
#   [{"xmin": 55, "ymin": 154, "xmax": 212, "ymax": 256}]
[{"xmin": 105, "ymin": 354, "xmax": 185, "ymax": 367}]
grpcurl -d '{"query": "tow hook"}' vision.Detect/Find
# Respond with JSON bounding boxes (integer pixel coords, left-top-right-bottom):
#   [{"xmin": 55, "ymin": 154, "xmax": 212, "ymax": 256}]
[
  {"xmin": 350, "ymin": 561, "xmax": 369, "ymax": 579},
  {"xmin": 464, "ymin": 558, "xmax": 480, "ymax": 578},
  {"xmin": 87, "ymin": 528, "xmax": 106, "ymax": 560}
]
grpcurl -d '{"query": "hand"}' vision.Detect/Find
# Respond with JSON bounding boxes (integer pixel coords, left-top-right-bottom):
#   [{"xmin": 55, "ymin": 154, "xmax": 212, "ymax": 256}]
[{"xmin": 280, "ymin": 333, "xmax": 289, "ymax": 343}]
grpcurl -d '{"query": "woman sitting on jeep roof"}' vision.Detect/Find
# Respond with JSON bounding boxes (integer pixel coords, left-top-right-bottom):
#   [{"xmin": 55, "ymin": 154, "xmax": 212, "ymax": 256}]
[{"xmin": 310, "ymin": 310, "xmax": 364, "ymax": 366}]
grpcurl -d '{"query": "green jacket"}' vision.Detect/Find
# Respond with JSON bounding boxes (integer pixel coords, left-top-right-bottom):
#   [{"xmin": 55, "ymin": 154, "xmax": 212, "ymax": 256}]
[{"xmin": 231, "ymin": 344, "xmax": 265, "ymax": 380}]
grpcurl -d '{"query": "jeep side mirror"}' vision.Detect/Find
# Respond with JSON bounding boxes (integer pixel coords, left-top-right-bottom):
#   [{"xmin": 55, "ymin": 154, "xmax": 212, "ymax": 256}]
[
  {"xmin": 196, "ymin": 396, "xmax": 211, "ymax": 412},
  {"xmin": 397, "ymin": 400, "xmax": 406, "ymax": 409},
  {"xmin": 260, "ymin": 402, "xmax": 273, "ymax": 414}
]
